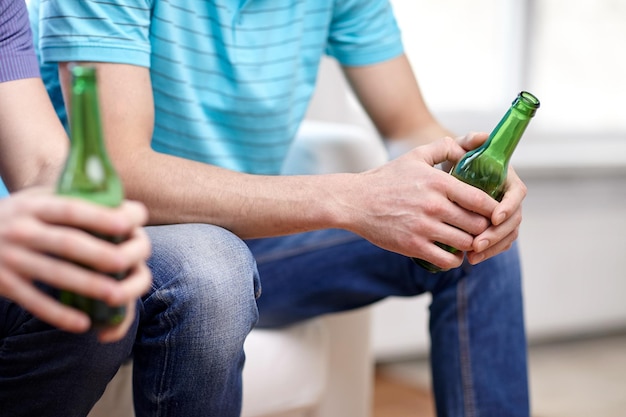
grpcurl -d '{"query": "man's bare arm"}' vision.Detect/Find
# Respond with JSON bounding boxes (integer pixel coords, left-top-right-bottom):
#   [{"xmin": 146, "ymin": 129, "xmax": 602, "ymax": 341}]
[
  {"xmin": 0, "ymin": 78, "xmax": 68, "ymax": 189},
  {"xmin": 58, "ymin": 62, "xmax": 498, "ymax": 269}
]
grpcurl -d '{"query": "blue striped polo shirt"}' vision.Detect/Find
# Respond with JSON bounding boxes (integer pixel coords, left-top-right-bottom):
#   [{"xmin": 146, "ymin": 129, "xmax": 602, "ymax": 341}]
[{"xmin": 35, "ymin": 0, "xmax": 403, "ymax": 174}]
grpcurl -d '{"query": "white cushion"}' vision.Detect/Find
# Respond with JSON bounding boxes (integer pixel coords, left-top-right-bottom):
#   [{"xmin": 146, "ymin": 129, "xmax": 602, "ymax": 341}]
[
  {"xmin": 242, "ymin": 319, "xmax": 329, "ymax": 417},
  {"xmin": 282, "ymin": 121, "xmax": 388, "ymax": 175}
]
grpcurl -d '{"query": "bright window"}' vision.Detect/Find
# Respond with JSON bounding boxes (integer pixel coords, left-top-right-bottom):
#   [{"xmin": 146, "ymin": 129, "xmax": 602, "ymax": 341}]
[{"xmin": 391, "ymin": 0, "xmax": 626, "ymax": 140}]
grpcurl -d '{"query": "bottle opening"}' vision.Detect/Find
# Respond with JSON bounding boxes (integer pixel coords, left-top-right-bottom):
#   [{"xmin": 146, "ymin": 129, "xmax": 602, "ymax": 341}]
[
  {"xmin": 70, "ymin": 63, "xmax": 97, "ymax": 78},
  {"xmin": 519, "ymin": 91, "xmax": 540, "ymax": 108}
]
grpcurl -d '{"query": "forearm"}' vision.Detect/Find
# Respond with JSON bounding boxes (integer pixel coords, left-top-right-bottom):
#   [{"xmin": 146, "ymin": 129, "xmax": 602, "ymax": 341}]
[
  {"xmin": 116, "ymin": 148, "xmax": 352, "ymax": 238},
  {"xmin": 0, "ymin": 78, "xmax": 68, "ymax": 190},
  {"xmin": 56, "ymin": 62, "xmax": 349, "ymax": 237},
  {"xmin": 343, "ymin": 54, "xmax": 454, "ymax": 147}
]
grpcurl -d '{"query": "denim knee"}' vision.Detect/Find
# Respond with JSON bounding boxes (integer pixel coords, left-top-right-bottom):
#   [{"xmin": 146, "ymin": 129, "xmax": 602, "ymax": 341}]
[
  {"xmin": 143, "ymin": 223, "xmax": 260, "ymax": 353},
  {"xmin": 133, "ymin": 224, "xmax": 259, "ymax": 416}
]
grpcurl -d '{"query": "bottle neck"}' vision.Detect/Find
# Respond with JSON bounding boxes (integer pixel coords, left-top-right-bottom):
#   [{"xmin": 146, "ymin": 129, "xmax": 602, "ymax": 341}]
[
  {"xmin": 484, "ymin": 91, "xmax": 539, "ymax": 163},
  {"xmin": 70, "ymin": 77, "xmax": 106, "ymax": 157},
  {"xmin": 486, "ymin": 106, "xmax": 532, "ymax": 162},
  {"xmin": 66, "ymin": 68, "xmax": 117, "ymax": 193}
]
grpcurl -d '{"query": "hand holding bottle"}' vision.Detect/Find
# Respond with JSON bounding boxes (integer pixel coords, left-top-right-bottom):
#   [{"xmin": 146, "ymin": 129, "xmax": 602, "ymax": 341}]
[
  {"xmin": 453, "ymin": 132, "xmax": 527, "ymax": 265},
  {"xmin": 343, "ymin": 135, "xmax": 498, "ymax": 270},
  {"xmin": 56, "ymin": 64, "xmax": 140, "ymax": 328},
  {"xmin": 0, "ymin": 188, "xmax": 151, "ymax": 342},
  {"xmin": 413, "ymin": 91, "xmax": 539, "ymax": 271}
]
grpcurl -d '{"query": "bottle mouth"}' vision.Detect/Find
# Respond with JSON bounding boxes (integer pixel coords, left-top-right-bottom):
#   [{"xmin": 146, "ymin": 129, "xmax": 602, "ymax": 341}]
[
  {"xmin": 519, "ymin": 91, "xmax": 540, "ymax": 108},
  {"xmin": 70, "ymin": 63, "xmax": 97, "ymax": 78}
]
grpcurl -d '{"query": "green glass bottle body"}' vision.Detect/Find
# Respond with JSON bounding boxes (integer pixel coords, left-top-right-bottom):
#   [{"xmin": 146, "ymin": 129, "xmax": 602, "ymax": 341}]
[
  {"xmin": 56, "ymin": 65, "xmax": 127, "ymax": 327},
  {"xmin": 413, "ymin": 91, "xmax": 540, "ymax": 273}
]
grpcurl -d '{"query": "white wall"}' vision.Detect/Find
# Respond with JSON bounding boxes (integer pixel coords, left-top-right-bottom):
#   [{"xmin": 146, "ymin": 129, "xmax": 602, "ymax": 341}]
[{"xmin": 518, "ymin": 169, "xmax": 626, "ymax": 340}]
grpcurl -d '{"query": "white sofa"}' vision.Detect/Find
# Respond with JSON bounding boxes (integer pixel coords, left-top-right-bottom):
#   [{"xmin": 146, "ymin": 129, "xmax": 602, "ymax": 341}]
[
  {"xmin": 88, "ymin": 120, "xmax": 389, "ymax": 417},
  {"xmin": 90, "ymin": 310, "xmax": 373, "ymax": 417}
]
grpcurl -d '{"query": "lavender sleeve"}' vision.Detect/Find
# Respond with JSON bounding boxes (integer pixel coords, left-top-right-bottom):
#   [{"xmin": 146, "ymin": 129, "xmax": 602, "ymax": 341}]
[{"xmin": 0, "ymin": 0, "xmax": 40, "ymax": 83}]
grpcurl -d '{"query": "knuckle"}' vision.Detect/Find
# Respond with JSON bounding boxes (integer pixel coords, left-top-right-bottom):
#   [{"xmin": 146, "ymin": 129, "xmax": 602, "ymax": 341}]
[
  {"xmin": 442, "ymin": 256, "xmax": 463, "ymax": 270},
  {"xmin": 422, "ymin": 197, "xmax": 447, "ymax": 217},
  {"xmin": 519, "ymin": 181, "xmax": 528, "ymax": 198},
  {"xmin": 0, "ymin": 271, "xmax": 14, "ymax": 293},
  {"xmin": 1, "ymin": 218, "xmax": 30, "ymax": 241},
  {"xmin": 54, "ymin": 232, "xmax": 81, "ymax": 256},
  {"xmin": 0, "ymin": 246, "xmax": 22, "ymax": 269}
]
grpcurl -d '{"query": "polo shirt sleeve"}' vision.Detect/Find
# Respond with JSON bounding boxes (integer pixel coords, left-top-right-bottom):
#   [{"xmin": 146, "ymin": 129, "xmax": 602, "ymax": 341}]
[
  {"xmin": 0, "ymin": 0, "xmax": 40, "ymax": 82},
  {"xmin": 36, "ymin": 0, "xmax": 153, "ymax": 68},
  {"xmin": 325, "ymin": 0, "xmax": 404, "ymax": 67}
]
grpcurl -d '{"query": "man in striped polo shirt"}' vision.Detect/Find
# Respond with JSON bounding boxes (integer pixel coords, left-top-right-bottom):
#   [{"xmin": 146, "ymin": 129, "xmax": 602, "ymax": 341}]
[{"xmin": 30, "ymin": 1, "xmax": 530, "ymax": 416}]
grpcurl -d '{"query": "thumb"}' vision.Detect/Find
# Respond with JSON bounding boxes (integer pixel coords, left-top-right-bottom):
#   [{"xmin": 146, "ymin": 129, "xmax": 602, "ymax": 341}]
[
  {"xmin": 456, "ymin": 132, "xmax": 489, "ymax": 152},
  {"xmin": 423, "ymin": 136, "xmax": 468, "ymax": 167}
]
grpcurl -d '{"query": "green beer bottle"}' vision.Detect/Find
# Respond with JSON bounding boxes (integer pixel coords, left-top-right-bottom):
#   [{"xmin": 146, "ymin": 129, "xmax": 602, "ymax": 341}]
[
  {"xmin": 56, "ymin": 64, "xmax": 127, "ymax": 327},
  {"xmin": 413, "ymin": 91, "xmax": 540, "ymax": 272}
]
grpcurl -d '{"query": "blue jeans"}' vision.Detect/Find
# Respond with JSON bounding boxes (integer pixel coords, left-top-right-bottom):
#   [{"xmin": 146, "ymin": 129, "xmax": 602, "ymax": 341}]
[
  {"xmin": 0, "ymin": 224, "xmax": 259, "ymax": 417},
  {"xmin": 248, "ymin": 228, "xmax": 529, "ymax": 417},
  {"xmin": 0, "ymin": 224, "xmax": 528, "ymax": 417},
  {"xmin": 0, "ymin": 294, "xmax": 138, "ymax": 417}
]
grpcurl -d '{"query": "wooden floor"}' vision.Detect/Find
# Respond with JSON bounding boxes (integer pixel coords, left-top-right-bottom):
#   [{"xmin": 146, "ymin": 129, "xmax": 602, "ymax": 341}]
[
  {"xmin": 373, "ymin": 366, "xmax": 435, "ymax": 417},
  {"xmin": 372, "ymin": 333, "xmax": 626, "ymax": 417}
]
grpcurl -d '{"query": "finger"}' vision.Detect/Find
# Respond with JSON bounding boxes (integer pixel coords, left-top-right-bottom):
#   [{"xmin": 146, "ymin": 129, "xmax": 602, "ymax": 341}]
[
  {"xmin": 455, "ymin": 132, "xmax": 489, "ymax": 152},
  {"xmin": 472, "ymin": 207, "xmax": 522, "ymax": 253},
  {"xmin": 413, "ymin": 136, "xmax": 498, "ymax": 219},
  {"xmin": 403, "ymin": 165, "xmax": 493, "ymax": 236},
  {"xmin": 468, "ymin": 221, "xmax": 520, "ymax": 264},
  {"xmin": 416, "ymin": 136, "xmax": 468, "ymax": 167},
  {"xmin": 118, "ymin": 227, "xmax": 152, "ymax": 267},
  {"xmin": 434, "ymin": 194, "xmax": 492, "ymax": 238},
  {"xmin": 446, "ymin": 178, "xmax": 498, "ymax": 220},
  {"xmin": 419, "ymin": 218, "xmax": 476, "ymax": 253},
  {"xmin": 466, "ymin": 230, "xmax": 517, "ymax": 265},
  {"xmin": 24, "ymin": 196, "xmax": 147, "ymax": 237},
  {"xmin": 0, "ymin": 244, "xmax": 122, "ymax": 300},
  {"xmin": 414, "ymin": 241, "xmax": 465, "ymax": 272},
  {"xmin": 0, "ymin": 268, "xmax": 91, "ymax": 333},
  {"xmin": 104, "ymin": 262, "xmax": 152, "ymax": 306},
  {"xmin": 48, "ymin": 216, "xmax": 150, "ymax": 274},
  {"xmin": 5, "ymin": 216, "xmax": 142, "ymax": 274},
  {"xmin": 101, "ymin": 229, "xmax": 152, "ymax": 305},
  {"xmin": 492, "ymin": 167, "xmax": 527, "ymax": 226},
  {"xmin": 118, "ymin": 200, "xmax": 149, "ymax": 227},
  {"xmin": 97, "ymin": 301, "xmax": 137, "ymax": 343}
]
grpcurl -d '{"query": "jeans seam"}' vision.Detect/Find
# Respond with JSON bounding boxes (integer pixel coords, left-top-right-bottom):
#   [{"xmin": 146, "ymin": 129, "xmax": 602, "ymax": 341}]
[
  {"xmin": 457, "ymin": 276, "xmax": 477, "ymax": 417},
  {"xmin": 153, "ymin": 291, "xmax": 175, "ymax": 417}
]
